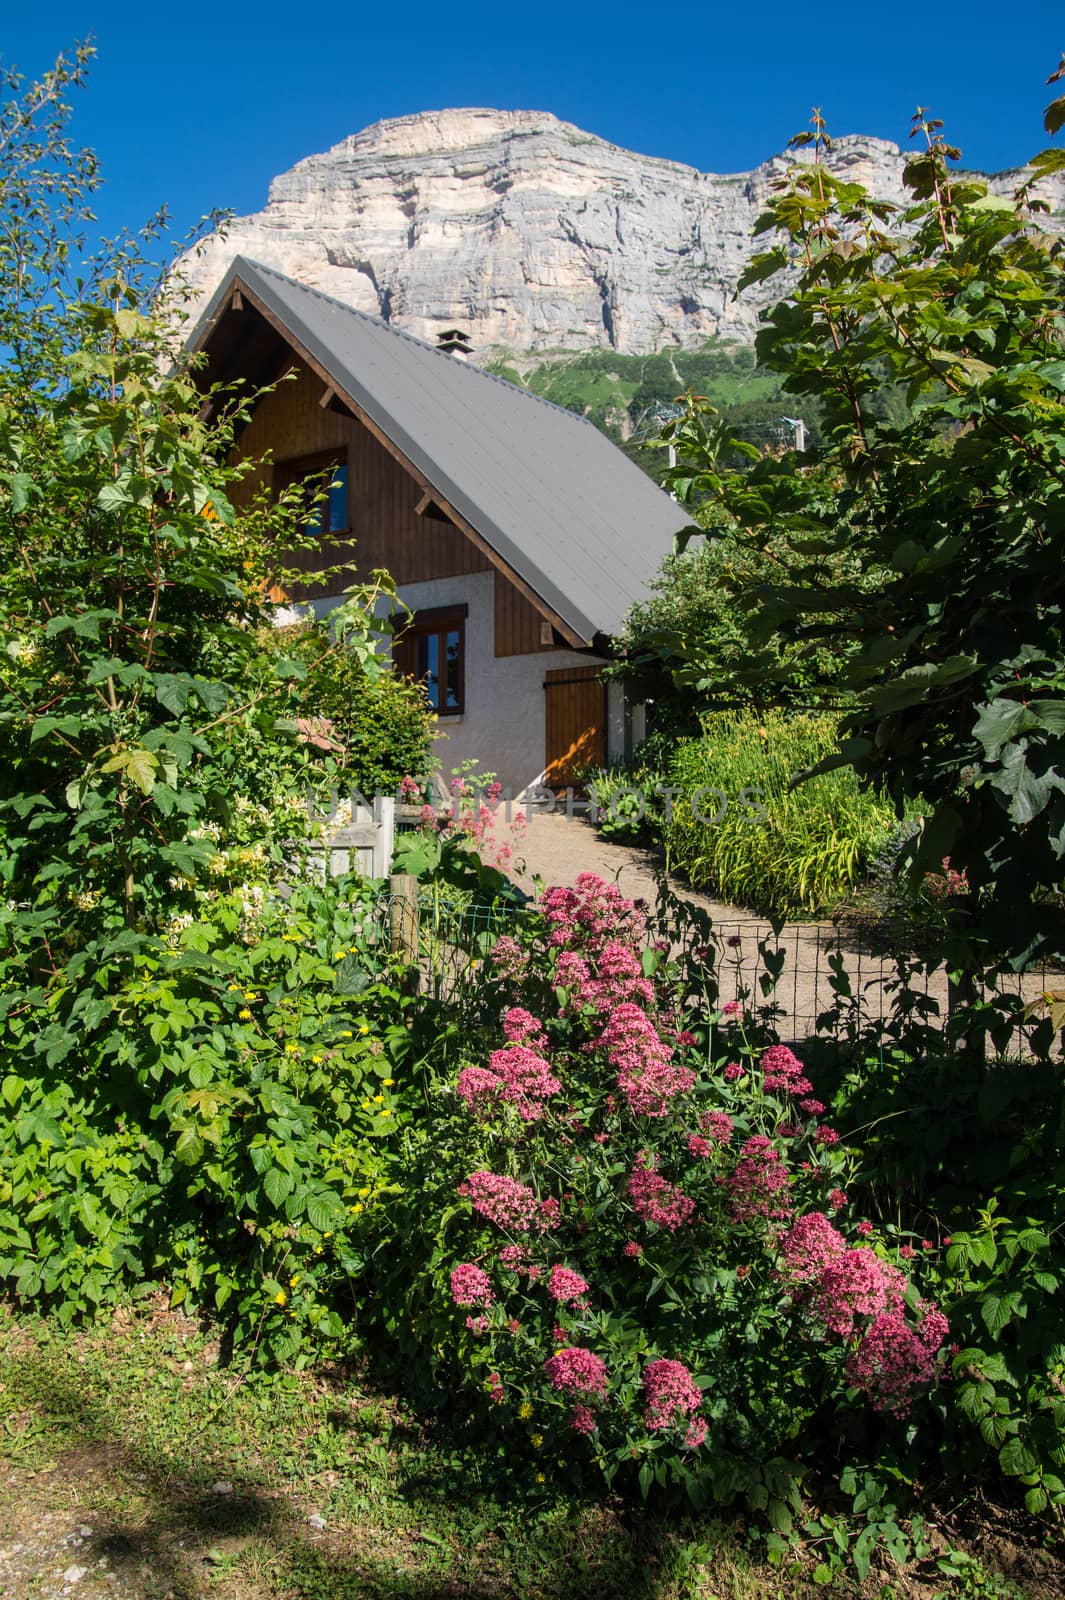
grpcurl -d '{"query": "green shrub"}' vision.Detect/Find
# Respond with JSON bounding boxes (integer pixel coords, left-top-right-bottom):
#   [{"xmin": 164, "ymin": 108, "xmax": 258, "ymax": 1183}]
[
  {"xmin": 0, "ymin": 874, "xmax": 420, "ymax": 1363},
  {"xmin": 664, "ymin": 710, "xmax": 898, "ymax": 916}
]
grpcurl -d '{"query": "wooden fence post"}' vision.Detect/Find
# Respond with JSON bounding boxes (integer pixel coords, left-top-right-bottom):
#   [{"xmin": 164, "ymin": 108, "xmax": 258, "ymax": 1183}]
[{"xmin": 389, "ymin": 872, "xmax": 419, "ymax": 964}]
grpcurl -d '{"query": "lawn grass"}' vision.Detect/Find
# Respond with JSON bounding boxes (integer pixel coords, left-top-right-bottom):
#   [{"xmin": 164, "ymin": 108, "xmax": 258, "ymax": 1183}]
[{"xmin": 0, "ymin": 1302, "xmax": 1054, "ymax": 1600}]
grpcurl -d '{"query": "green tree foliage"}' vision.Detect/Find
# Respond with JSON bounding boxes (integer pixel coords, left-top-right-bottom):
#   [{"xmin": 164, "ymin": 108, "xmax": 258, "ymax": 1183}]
[
  {"xmin": 660, "ymin": 93, "xmax": 1065, "ymax": 964},
  {"xmin": 0, "ymin": 48, "xmax": 428, "ymax": 1352}
]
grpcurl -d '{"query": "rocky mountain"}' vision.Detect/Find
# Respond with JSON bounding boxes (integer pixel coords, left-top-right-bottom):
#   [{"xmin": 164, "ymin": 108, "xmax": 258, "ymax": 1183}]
[{"xmin": 181, "ymin": 109, "xmax": 1064, "ymax": 358}]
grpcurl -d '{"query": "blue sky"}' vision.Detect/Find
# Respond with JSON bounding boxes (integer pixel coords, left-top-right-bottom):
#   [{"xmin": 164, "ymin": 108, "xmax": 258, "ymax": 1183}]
[{"xmin": 4, "ymin": 1, "xmax": 1062, "ymax": 255}]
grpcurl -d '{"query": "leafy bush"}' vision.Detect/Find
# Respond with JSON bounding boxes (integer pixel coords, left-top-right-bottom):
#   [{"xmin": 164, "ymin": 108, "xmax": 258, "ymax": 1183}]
[
  {"xmin": 664, "ymin": 710, "xmax": 898, "ymax": 915},
  {"xmin": 266, "ymin": 620, "xmax": 432, "ymax": 797},
  {"xmin": 583, "ymin": 759, "xmax": 667, "ymax": 845},
  {"xmin": 0, "ymin": 874, "xmax": 422, "ymax": 1362},
  {"xmin": 366, "ymin": 874, "xmax": 951, "ymax": 1508}
]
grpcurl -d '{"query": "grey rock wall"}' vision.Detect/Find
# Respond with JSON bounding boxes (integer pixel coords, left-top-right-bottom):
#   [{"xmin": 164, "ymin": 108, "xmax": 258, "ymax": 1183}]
[{"xmin": 181, "ymin": 108, "xmax": 1063, "ymax": 357}]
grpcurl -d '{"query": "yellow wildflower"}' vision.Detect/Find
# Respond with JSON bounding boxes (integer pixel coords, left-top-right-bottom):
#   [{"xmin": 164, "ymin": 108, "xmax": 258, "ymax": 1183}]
[
  {"xmin": 534, "ymin": 1472, "xmax": 546, "ymax": 1484},
  {"xmin": 382, "ymin": 1078, "xmax": 394, "ymax": 1086},
  {"xmin": 340, "ymin": 1031, "xmax": 353, "ymax": 1039},
  {"xmin": 358, "ymin": 1186, "xmax": 371, "ymax": 1198},
  {"xmin": 518, "ymin": 1401, "xmax": 533, "ymax": 1420},
  {"xmin": 311, "ymin": 1054, "xmax": 324, "ymax": 1064},
  {"xmin": 530, "ymin": 1434, "xmax": 543, "ymax": 1448},
  {"xmin": 285, "ymin": 1043, "xmax": 300, "ymax": 1054},
  {"xmin": 351, "ymin": 1202, "xmax": 363, "ymax": 1214},
  {"xmin": 289, "ymin": 1275, "xmax": 299, "ymax": 1287},
  {"xmin": 358, "ymin": 1023, "xmax": 370, "ymax": 1035},
  {"xmin": 380, "ymin": 1107, "xmax": 392, "ymax": 1117},
  {"xmin": 238, "ymin": 1008, "xmax": 253, "ymax": 1020},
  {"xmin": 372, "ymin": 1094, "xmax": 383, "ymax": 1104},
  {"xmin": 274, "ymin": 1290, "xmax": 287, "ymax": 1306}
]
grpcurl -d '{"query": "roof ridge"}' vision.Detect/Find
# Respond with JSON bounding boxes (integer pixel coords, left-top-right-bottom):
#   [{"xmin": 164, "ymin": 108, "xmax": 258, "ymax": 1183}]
[{"xmin": 233, "ymin": 256, "xmax": 602, "ymax": 430}]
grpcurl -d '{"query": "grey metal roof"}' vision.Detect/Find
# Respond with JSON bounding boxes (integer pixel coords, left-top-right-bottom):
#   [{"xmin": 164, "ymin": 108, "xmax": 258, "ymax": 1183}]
[{"xmin": 189, "ymin": 256, "xmax": 690, "ymax": 643}]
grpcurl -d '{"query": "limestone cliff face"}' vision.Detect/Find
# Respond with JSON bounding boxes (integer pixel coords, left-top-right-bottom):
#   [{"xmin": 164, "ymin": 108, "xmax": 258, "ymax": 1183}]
[{"xmin": 182, "ymin": 108, "xmax": 1063, "ymax": 356}]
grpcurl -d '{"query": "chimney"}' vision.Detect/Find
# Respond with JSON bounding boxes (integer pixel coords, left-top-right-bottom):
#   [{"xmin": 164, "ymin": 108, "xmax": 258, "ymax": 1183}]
[{"xmin": 436, "ymin": 327, "xmax": 473, "ymax": 362}]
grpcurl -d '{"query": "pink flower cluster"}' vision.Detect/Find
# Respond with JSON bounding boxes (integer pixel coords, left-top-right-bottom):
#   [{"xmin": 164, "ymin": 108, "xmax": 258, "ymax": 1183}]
[
  {"xmin": 760, "ymin": 1045, "xmax": 814, "ymax": 1097},
  {"xmin": 544, "ymin": 1345, "xmax": 608, "ymax": 1398},
  {"xmin": 779, "ymin": 1213, "xmax": 948, "ymax": 1413},
  {"xmin": 541, "ymin": 873, "xmax": 647, "ymax": 955},
  {"xmin": 812, "ymin": 1248, "xmax": 906, "ymax": 1338},
  {"xmin": 502, "ymin": 1007, "xmax": 545, "ymax": 1045},
  {"xmin": 727, "ymin": 1135, "xmax": 792, "ymax": 1223},
  {"xmin": 456, "ymin": 1045, "xmax": 561, "ymax": 1122},
  {"xmin": 459, "ymin": 1171, "xmax": 557, "ymax": 1232},
  {"xmin": 846, "ymin": 1307, "xmax": 950, "ymax": 1416},
  {"xmin": 642, "ymin": 1358, "xmax": 703, "ymax": 1433},
  {"xmin": 450, "ymin": 1263, "xmax": 494, "ymax": 1307},
  {"xmin": 570, "ymin": 1402, "xmax": 597, "ymax": 1435},
  {"xmin": 779, "ymin": 1212, "xmax": 846, "ymax": 1285},
  {"xmin": 490, "ymin": 935, "xmax": 529, "ymax": 981},
  {"xmin": 547, "ymin": 1265, "xmax": 590, "ymax": 1306},
  {"xmin": 555, "ymin": 943, "xmax": 655, "ymax": 1015},
  {"xmin": 699, "ymin": 1111, "xmax": 734, "ymax": 1144},
  {"xmin": 599, "ymin": 1003, "xmax": 695, "ymax": 1117},
  {"xmin": 628, "ymin": 1157, "xmax": 695, "ymax": 1231}
]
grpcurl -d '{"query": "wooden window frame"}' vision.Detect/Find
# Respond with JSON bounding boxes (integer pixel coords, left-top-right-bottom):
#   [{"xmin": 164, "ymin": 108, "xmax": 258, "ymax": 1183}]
[
  {"xmin": 394, "ymin": 603, "xmax": 467, "ymax": 718},
  {"xmin": 275, "ymin": 448, "xmax": 350, "ymax": 538}
]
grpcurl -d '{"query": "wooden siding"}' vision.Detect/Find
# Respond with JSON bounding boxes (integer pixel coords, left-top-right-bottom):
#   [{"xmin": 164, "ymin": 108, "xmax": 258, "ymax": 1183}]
[
  {"xmin": 494, "ymin": 570, "xmax": 559, "ymax": 657},
  {"xmin": 543, "ymin": 664, "xmax": 606, "ymax": 790},
  {"xmin": 231, "ymin": 362, "xmax": 491, "ymax": 600}
]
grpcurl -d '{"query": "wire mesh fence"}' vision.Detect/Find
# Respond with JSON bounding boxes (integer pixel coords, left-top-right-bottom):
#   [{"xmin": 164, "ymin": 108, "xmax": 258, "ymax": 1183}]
[{"xmin": 366, "ymin": 886, "xmax": 1061, "ymax": 1055}]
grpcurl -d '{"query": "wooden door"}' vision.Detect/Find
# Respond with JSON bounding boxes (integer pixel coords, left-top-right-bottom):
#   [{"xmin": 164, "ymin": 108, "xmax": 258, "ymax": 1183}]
[{"xmin": 544, "ymin": 665, "xmax": 606, "ymax": 791}]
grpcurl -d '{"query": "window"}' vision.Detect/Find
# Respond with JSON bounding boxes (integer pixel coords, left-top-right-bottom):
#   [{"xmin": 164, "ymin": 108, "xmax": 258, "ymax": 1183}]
[
  {"xmin": 276, "ymin": 451, "xmax": 349, "ymax": 538},
  {"xmin": 395, "ymin": 604, "xmax": 467, "ymax": 716}
]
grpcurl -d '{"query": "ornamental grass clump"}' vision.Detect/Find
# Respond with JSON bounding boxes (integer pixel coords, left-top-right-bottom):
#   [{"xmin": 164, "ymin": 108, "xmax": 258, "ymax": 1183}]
[{"xmin": 382, "ymin": 872, "xmax": 949, "ymax": 1503}]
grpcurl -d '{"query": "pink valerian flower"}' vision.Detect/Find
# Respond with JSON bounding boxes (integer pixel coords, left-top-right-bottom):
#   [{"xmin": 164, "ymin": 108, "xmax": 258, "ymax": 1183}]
[
  {"xmin": 684, "ymin": 1416, "xmax": 708, "ymax": 1449},
  {"xmin": 502, "ymin": 1007, "xmax": 546, "ymax": 1045},
  {"xmin": 599, "ymin": 1003, "xmax": 696, "ymax": 1117},
  {"xmin": 900, "ymin": 1245, "xmax": 916, "ymax": 1260},
  {"xmin": 799, "ymin": 1098, "xmax": 826, "ymax": 1116},
  {"xmin": 628, "ymin": 1156, "xmax": 695, "ymax": 1231},
  {"xmin": 571, "ymin": 1402, "xmax": 597, "ymax": 1435},
  {"xmin": 485, "ymin": 1371, "xmax": 505, "ymax": 1403},
  {"xmin": 698, "ymin": 1111, "xmax": 734, "ymax": 1144},
  {"xmin": 540, "ymin": 873, "xmax": 647, "ymax": 955},
  {"xmin": 555, "ymin": 942, "xmax": 656, "ymax": 1015},
  {"xmin": 490, "ymin": 935, "xmax": 529, "ymax": 981},
  {"xmin": 723, "ymin": 1062, "xmax": 746, "ymax": 1082},
  {"xmin": 459, "ymin": 1171, "xmax": 541, "ymax": 1231},
  {"xmin": 846, "ymin": 1306, "xmax": 950, "ymax": 1416},
  {"xmin": 456, "ymin": 1047, "xmax": 561, "ymax": 1122},
  {"xmin": 856, "ymin": 1220, "xmax": 874, "ymax": 1238},
  {"xmin": 399, "ymin": 774, "xmax": 422, "ymax": 801},
  {"xmin": 686, "ymin": 1134, "xmax": 714, "ymax": 1158},
  {"xmin": 547, "ymin": 1266, "xmax": 590, "ymax": 1306},
  {"xmin": 778, "ymin": 1212, "xmax": 846, "ymax": 1287},
  {"xmin": 499, "ymin": 1243, "xmax": 532, "ymax": 1272},
  {"xmin": 815, "ymin": 1125, "xmax": 841, "ymax": 1147},
  {"xmin": 538, "ymin": 1196, "xmax": 562, "ymax": 1231},
  {"xmin": 465, "ymin": 1314, "xmax": 491, "ymax": 1334},
  {"xmin": 722, "ymin": 1001, "xmax": 742, "ymax": 1018},
  {"xmin": 544, "ymin": 1345, "xmax": 609, "ymax": 1399},
  {"xmin": 727, "ymin": 1135, "xmax": 793, "ymax": 1223},
  {"xmin": 809, "ymin": 1248, "xmax": 906, "ymax": 1338},
  {"xmin": 760, "ymin": 1045, "xmax": 814, "ymax": 1097},
  {"xmin": 450, "ymin": 1263, "xmax": 494, "ymax": 1307},
  {"xmin": 622, "ymin": 1241, "xmax": 643, "ymax": 1258},
  {"xmin": 828, "ymin": 1189, "xmax": 848, "ymax": 1209},
  {"xmin": 642, "ymin": 1358, "xmax": 703, "ymax": 1432}
]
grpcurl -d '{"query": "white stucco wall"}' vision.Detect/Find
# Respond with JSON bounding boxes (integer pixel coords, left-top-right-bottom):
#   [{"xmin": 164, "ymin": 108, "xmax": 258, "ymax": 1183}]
[{"xmin": 308, "ymin": 570, "xmax": 607, "ymax": 797}]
